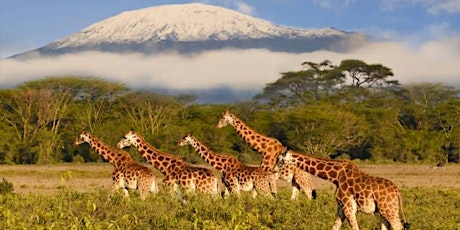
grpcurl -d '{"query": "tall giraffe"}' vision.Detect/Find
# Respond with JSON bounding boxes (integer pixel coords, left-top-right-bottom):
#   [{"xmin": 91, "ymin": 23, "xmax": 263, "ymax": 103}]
[
  {"xmin": 177, "ymin": 134, "xmax": 277, "ymax": 198},
  {"xmin": 277, "ymin": 150, "xmax": 410, "ymax": 230},
  {"xmin": 217, "ymin": 109, "xmax": 316, "ymax": 200},
  {"xmin": 74, "ymin": 131, "xmax": 158, "ymax": 200},
  {"xmin": 116, "ymin": 129, "xmax": 219, "ymax": 200}
]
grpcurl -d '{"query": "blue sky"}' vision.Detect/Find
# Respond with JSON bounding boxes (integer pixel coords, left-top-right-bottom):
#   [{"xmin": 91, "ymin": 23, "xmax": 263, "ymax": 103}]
[
  {"xmin": 1, "ymin": 0, "xmax": 459, "ymax": 58},
  {"xmin": 0, "ymin": 0, "xmax": 459, "ymax": 92}
]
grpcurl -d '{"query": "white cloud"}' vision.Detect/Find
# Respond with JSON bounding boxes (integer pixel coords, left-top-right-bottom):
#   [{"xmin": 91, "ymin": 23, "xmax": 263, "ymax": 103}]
[
  {"xmin": 381, "ymin": 0, "xmax": 460, "ymax": 14},
  {"xmin": 235, "ymin": 2, "xmax": 254, "ymax": 15},
  {"xmin": 424, "ymin": 0, "xmax": 460, "ymax": 14},
  {"xmin": 219, "ymin": 0, "xmax": 255, "ymax": 15},
  {"xmin": 1, "ymin": 36, "xmax": 459, "ymax": 93},
  {"xmin": 312, "ymin": 0, "xmax": 357, "ymax": 10}
]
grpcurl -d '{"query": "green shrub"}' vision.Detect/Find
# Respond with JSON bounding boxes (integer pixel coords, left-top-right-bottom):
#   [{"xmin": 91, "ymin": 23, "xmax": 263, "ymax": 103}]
[{"xmin": 0, "ymin": 178, "xmax": 14, "ymax": 194}]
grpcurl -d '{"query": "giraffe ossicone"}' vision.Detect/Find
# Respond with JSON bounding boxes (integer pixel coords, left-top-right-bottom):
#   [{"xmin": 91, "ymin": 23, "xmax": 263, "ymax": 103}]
[{"xmin": 278, "ymin": 150, "xmax": 410, "ymax": 230}]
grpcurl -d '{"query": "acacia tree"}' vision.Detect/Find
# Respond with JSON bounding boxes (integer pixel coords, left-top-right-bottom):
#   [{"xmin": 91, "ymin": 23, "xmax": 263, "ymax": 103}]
[
  {"xmin": 254, "ymin": 59, "xmax": 398, "ymax": 107},
  {"xmin": 278, "ymin": 105, "xmax": 368, "ymax": 158},
  {"xmin": 394, "ymin": 83, "xmax": 460, "ymax": 162},
  {"xmin": 67, "ymin": 77, "xmax": 128, "ymax": 132},
  {"xmin": 338, "ymin": 59, "xmax": 395, "ymax": 88},
  {"xmin": 0, "ymin": 87, "xmax": 71, "ymax": 163},
  {"xmin": 254, "ymin": 60, "xmax": 344, "ymax": 106},
  {"xmin": 117, "ymin": 91, "xmax": 182, "ymax": 137},
  {"xmin": 438, "ymin": 103, "xmax": 460, "ymax": 163}
]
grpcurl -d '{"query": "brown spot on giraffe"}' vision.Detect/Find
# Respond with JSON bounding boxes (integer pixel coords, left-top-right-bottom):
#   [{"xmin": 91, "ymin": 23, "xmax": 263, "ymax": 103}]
[
  {"xmin": 216, "ymin": 109, "xmax": 316, "ymax": 200},
  {"xmin": 116, "ymin": 130, "xmax": 219, "ymax": 201},
  {"xmin": 178, "ymin": 134, "xmax": 277, "ymax": 199},
  {"xmin": 74, "ymin": 131, "xmax": 157, "ymax": 200},
  {"xmin": 278, "ymin": 150, "xmax": 410, "ymax": 230}
]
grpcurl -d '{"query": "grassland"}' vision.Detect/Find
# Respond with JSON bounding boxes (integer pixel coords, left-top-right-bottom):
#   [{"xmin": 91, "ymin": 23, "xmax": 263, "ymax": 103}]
[{"xmin": 1, "ymin": 163, "xmax": 460, "ymax": 229}]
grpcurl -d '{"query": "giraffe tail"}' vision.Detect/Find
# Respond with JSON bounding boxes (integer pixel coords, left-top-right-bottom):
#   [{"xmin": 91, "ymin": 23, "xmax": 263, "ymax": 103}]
[
  {"xmin": 311, "ymin": 189, "xmax": 317, "ymax": 200},
  {"xmin": 398, "ymin": 190, "xmax": 410, "ymax": 229}
]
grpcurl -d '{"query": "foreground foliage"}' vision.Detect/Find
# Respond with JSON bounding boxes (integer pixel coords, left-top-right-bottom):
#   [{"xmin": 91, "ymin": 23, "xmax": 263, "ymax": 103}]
[{"xmin": 0, "ymin": 187, "xmax": 459, "ymax": 229}]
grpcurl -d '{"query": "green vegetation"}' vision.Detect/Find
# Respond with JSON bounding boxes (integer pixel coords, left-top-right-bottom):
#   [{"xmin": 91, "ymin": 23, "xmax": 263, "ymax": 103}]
[
  {"xmin": 0, "ymin": 59, "xmax": 458, "ymax": 164},
  {"xmin": 0, "ymin": 187, "xmax": 458, "ymax": 229},
  {"xmin": 0, "ymin": 178, "xmax": 14, "ymax": 194}
]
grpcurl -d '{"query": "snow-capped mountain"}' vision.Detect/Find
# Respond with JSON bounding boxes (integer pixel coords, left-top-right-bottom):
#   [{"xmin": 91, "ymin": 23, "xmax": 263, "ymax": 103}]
[{"xmin": 14, "ymin": 3, "xmax": 368, "ymax": 58}]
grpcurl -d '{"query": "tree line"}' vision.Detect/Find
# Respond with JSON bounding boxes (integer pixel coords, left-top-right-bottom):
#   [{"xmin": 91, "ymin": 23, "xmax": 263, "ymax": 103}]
[{"xmin": 0, "ymin": 59, "xmax": 458, "ymax": 164}]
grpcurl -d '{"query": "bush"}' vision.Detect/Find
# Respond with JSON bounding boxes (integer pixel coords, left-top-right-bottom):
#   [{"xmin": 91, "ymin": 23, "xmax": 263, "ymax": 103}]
[{"xmin": 0, "ymin": 178, "xmax": 14, "ymax": 194}]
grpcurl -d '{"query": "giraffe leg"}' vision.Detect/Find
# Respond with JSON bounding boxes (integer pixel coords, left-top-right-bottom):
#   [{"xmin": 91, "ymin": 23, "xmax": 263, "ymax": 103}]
[
  {"xmin": 342, "ymin": 200, "xmax": 359, "ymax": 230},
  {"xmin": 222, "ymin": 187, "xmax": 231, "ymax": 199},
  {"xmin": 268, "ymin": 172, "xmax": 278, "ymax": 198},
  {"xmin": 377, "ymin": 194, "xmax": 404, "ymax": 230},
  {"xmin": 379, "ymin": 209, "xmax": 403, "ymax": 230},
  {"xmin": 138, "ymin": 187, "xmax": 148, "ymax": 200},
  {"xmin": 149, "ymin": 177, "xmax": 158, "ymax": 193},
  {"xmin": 251, "ymin": 189, "xmax": 258, "ymax": 198},
  {"xmin": 211, "ymin": 177, "xmax": 220, "ymax": 196},
  {"xmin": 122, "ymin": 187, "xmax": 129, "ymax": 197},
  {"xmin": 113, "ymin": 177, "xmax": 129, "ymax": 197},
  {"xmin": 293, "ymin": 169, "xmax": 316, "ymax": 200},
  {"xmin": 226, "ymin": 174, "xmax": 241, "ymax": 197},
  {"xmin": 140, "ymin": 176, "xmax": 157, "ymax": 200},
  {"xmin": 332, "ymin": 205, "xmax": 346, "ymax": 230},
  {"xmin": 254, "ymin": 177, "xmax": 273, "ymax": 199},
  {"xmin": 290, "ymin": 182, "xmax": 300, "ymax": 200},
  {"xmin": 380, "ymin": 217, "xmax": 391, "ymax": 230},
  {"xmin": 173, "ymin": 181, "xmax": 186, "ymax": 204}
]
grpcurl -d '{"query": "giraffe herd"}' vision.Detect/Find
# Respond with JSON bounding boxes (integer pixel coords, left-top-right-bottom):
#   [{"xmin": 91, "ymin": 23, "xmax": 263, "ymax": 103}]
[{"xmin": 75, "ymin": 109, "xmax": 410, "ymax": 230}]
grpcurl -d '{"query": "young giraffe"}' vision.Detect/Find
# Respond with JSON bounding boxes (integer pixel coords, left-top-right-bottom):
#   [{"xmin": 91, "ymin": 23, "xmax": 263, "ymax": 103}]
[
  {"xmin": 277, "ymin": 150, "xmax": 410, "ymax": 230},
  {"xmin": 74, "ymin": 131, "xmax": 158, "ymax": 200},
  {"xmin": 217, "ymin": 109, "xmax": 316, "ymax": 200},
  {"xmin": 116, "ymin": 130, "xmax": 219, "ymax": 200},
  {"xmin": 177, "ymin": 134, "xmax": 277, "ymax": 199}
]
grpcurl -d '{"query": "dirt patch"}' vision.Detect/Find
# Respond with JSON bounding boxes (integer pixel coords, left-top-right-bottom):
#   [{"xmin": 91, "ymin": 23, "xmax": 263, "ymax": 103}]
[{"xmin": 1, "ymin": 163, "xmax": 459, "ymax": 194}]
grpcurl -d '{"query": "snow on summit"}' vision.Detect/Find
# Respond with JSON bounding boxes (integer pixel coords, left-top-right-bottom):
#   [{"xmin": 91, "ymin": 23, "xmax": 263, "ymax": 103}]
[{"xmin": 51, "ymin": 3, "xmax": 345, "ymax": 48}]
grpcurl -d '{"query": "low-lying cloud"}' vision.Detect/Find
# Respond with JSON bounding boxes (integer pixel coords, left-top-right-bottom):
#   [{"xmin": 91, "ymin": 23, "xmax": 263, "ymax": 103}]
[{"xmin": 1, "ymin": 37, "xmax": 459, "ymax": 95}]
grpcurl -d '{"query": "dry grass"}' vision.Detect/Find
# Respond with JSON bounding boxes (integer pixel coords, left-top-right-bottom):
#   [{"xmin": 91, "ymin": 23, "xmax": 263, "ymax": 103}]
[{"xmin": 1, "ymin": 163, "xmax": 459, "ymax": 194}]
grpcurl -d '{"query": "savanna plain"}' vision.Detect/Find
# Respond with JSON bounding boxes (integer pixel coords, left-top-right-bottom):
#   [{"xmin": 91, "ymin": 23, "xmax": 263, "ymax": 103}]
[{"xmin": 1, "ymin": 163, "xmax": 459, "ymax": 229}]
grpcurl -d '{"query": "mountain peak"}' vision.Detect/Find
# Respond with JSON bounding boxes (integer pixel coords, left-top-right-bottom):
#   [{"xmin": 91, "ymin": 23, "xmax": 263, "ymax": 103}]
[
  {"xmin": 10, "ymin": 3, "xmax": 368, "ymax": 59},
  {"xmin": 49, "ymin": 3, "xmax": 347, "ymax": 48}
]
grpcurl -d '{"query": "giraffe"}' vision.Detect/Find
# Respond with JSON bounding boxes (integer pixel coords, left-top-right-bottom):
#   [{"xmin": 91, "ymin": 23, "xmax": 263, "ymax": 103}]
[
  {"xmin": 74, "ymin": 131, "xmax": 158, "ymax": 200},
  {"xmin": 277, "ymin": 150, "xmax": 410, "ymax": 230},
  {"xmin": 177, "ymin": 134, "xmax": 277, "ymax": 199},
  {"xmin": 217, "ymin": 109, "xmax": 316, "ymax": 200},
  {"xmin": 116, "ymin": 129, "xmax": 219, "ymax": 201}
]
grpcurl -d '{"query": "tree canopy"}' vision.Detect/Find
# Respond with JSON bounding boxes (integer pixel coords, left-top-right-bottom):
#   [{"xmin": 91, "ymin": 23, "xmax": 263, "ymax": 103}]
[{"xmin": 0, "ymin": 62, "xmax": 458, "ymax": 165}]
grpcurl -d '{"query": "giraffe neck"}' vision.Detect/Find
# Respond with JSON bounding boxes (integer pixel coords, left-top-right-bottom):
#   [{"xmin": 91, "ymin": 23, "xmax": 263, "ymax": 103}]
[
  {"xmin": 189, "ymin": 137, "xmax": 240, "ymax": 172},
  {"xmin": 230, "ymin": 116, "xmax": 285, "ymax": 171},
  {"xmin": 134, "ymin": 135, "xmax": 185, "ymax": 175},
  {"xmin": 289, "ymin": 151, "xmax": 353, "ymax": 185},
  {"xmin": 86, "ymin": 134, "xmax": 131, "ymax": 166}
]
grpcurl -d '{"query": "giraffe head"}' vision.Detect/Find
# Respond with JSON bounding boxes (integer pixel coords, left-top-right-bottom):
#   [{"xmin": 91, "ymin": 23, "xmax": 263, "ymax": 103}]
[
  {"xmin": 116, "ymin": 129, "xmax": 139, "ymax": 149},
  {"xmin": 74, "ymin": 130, "xmax": 91, "ymax": 146},
  {"xmin": 177, "ymin": 134, "xmax": 195, "ymax": 147},
  {"xmin": 276, "ymin": 150, "xmax": 294, "ymax": 168},
  {"xmin": 216, "ymin": 109, "xmax": 234, "ymax": 128}
]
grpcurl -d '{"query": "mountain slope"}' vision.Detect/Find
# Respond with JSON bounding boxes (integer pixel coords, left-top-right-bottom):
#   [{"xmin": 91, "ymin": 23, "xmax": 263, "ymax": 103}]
[{"xmin": 14, "ymin": 3, "xmax": 368, "ymax": 58}]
